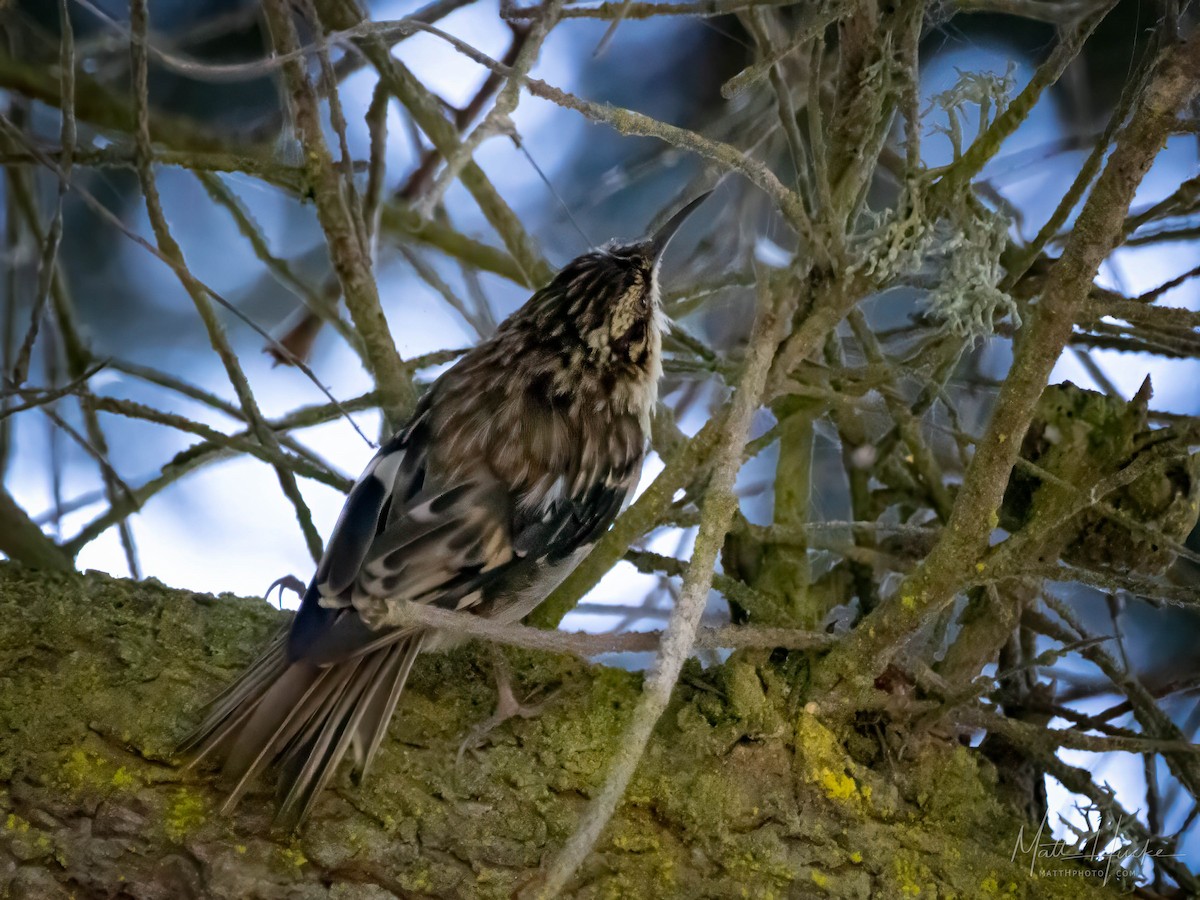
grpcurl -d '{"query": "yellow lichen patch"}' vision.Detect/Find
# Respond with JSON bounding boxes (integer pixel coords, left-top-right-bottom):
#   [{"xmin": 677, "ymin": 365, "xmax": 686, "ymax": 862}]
[
  {"xmin": 818, "ymin": 767, "xmax": 858, "ymax": 802},
  {"xmin": 794, "ymin": 712, "xmax": 875, "ymax": 811},
  {"xmin": 610, "ymin": 824, "xmax": 662, "ymax": 854},
  {"xmin": 2, "ymin": 810, "xmax": 54, "ymax": 862},
  {"xmin": 894, "ymin": 852, "xmax": 930, "ymax": 896},
  {"xmin": 56, "ymin": 744, "xmax": 146, "ymax": 799},
  {"xmin": 60, "ymin": 747, "xmax": 108, "ymax": 794},
  {"xmin": 278, "ymin": 846, "xmax": 308, "ymax": 868},
  {"xmin": 163, "ymin": 788, "xmax": 207, "ymax": 842},
  {"xmin": 60, "ymin": 747, "xmax": 91, "ymax": 791},
  {"xmin": 980, "ymin": 873, "xmax": 1019, "ymax": 896}
]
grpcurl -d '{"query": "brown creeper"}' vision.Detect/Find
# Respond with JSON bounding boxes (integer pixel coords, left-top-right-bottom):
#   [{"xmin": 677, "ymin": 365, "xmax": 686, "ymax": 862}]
[{"xmin": 179, "ymin": 193, "xmax": 711, "ymax": 828}]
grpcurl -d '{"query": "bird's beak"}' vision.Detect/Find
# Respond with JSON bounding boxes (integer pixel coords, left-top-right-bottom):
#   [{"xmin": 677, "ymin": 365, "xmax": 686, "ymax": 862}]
[{"xmin": 648, "ymin": 191, "xmax": 713, "ymax": 262}]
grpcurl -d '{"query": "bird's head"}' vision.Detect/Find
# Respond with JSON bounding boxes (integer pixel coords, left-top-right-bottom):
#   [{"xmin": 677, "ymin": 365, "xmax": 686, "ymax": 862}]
[{"xmin": 520, "ymin": 193, "xmax": 711, "ymax": 371}]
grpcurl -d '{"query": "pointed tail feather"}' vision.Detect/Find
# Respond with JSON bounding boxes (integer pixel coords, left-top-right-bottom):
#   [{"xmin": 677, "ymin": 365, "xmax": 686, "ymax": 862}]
[
  {"xmin": 274, "ymin": 650, "xmax": 387, "ymax": 827},
  {"xmin": 178, "ymin": 626, "xmax": 425, "ymax": 828},
  {"xmin": 355, "ymin": 633, "xmax": 426, "ymax": 784},
  {"xmin": 176, "ymin": 627, "xmax": 292, "ymax": 764}
]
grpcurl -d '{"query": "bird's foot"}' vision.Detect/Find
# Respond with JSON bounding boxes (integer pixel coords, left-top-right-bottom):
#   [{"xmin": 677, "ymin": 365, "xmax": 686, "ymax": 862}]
[
  {"xmin": 456, "ymin": 648, "xmax": 554, "ymax": 765},
  {"xmin": 266, "ymin": 574, "xmax": 306, "ymax": 607}
]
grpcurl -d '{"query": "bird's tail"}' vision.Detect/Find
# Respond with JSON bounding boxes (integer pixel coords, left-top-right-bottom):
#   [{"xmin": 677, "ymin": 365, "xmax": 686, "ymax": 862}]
[{"xmin": 178, "ymin": 627, "xmax": 426, "ymax": 829}]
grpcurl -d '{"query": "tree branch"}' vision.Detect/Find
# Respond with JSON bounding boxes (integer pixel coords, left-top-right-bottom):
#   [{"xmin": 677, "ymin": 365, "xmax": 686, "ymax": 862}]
[{"xmin": 813, "ymin": 28, "xmax": 1200, "ymax": 707}]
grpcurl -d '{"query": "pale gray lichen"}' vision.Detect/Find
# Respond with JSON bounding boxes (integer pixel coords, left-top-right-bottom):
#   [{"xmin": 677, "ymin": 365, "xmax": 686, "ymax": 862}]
[
  {"xmin": 924, "ymin": 195, "xmax": 1020, "ymax": 339},
  {"xmin": 856, "ymin": 187, "xmax": 934, "ymax": 283},
  {"xmin": 855, "ymin": 178, "xmax": 1018, "ymax": 341},
  {"xmin": 929, "ymin": 64, "xmax": 1018, "ymax": 160},
  {"xmin": 918, "ymin": 64, "xmax": 1022, "ymax": 338},
  {"xmin": 854, "ymin": 63, "xmax": 1023, "ymax": 340}
]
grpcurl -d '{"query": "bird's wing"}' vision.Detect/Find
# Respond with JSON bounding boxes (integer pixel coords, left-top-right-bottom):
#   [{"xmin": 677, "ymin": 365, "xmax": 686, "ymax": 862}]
[
  {"xmin": 287, "ymin": 396, "xmax": 433, "ymax": 660},
  {"xmin": 290, "ymin": 402, "xmax": 643, "ymax": 666}
]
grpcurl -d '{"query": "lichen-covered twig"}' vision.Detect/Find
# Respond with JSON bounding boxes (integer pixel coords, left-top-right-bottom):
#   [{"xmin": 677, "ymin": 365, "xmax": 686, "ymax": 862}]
[
  {"xmin": 1035, "ymin": 599, "xmax": 1200, "ymax": 803},
  {"xmin": 314, "ymin": 0, "xmax": 553, "ymax": 288},
  {"xmin": 397, "ymin": 21, "xmax": 811, "ymax": 239},
  {"xmin": 87, "ymin": 396, "xmax": 351, "ymax": 492},
  {"xmin": 934, "ymin": 2, "xmax": 1116, "ymax": 199},
  {"xmin": 0, "ymin": 115, "xmax": 373, "ymax": 449},
  {"xmin": 195, "ymin": 171, "xmax": 367, "ymax": 361},
  {"xmin": 1001, "ymin": 39, "xmax": 1152, "ymax": 289},
  {"xmin": 813, "ymin": 28, "xmax": 1200, "ymax": 707},
  {"xmin": 375, "ymin": 595, "xmax": 834, "ymax": 655}
]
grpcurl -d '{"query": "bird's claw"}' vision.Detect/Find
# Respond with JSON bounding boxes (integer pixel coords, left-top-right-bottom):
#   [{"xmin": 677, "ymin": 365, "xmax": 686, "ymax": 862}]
[
  {"xmin": 456, "ymin": 658, "xmax": 556, "ymax": 766},
  {"xmin": 266, "ymin": 574, "xmax": 306, "ymax": 607}
]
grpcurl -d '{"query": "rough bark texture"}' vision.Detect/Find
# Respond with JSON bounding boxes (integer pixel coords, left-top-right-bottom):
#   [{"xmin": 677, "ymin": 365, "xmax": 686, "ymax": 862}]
[{"xmin": 0, "ymin": 563, "xmax": 1117, "ymax": 899}]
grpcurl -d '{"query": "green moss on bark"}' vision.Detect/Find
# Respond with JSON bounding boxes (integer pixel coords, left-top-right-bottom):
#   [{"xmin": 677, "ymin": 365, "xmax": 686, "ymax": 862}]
[{"xmin": 0, "ymin": 564, "xmax": 1120, "ymax": 897}]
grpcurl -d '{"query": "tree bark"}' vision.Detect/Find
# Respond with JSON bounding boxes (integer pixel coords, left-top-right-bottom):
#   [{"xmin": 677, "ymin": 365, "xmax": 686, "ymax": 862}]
[{"xmin": 0, "ymin": 563, "xmax": 1119, "ymax": 898}]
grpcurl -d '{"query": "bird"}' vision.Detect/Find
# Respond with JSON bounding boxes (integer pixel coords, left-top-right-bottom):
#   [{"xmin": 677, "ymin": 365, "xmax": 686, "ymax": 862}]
[{"xmin": 178, "ymin": 192, "xmax": 712, "ymax": 829}]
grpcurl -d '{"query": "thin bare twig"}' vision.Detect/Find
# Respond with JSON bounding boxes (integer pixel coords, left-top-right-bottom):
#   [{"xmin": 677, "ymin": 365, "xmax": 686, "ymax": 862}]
[
  {"xmin": 10, "ymin": 0, "xmax": 75, "ymax": 387},
  {"xmin": 375, "ymin": 598, "xmax": 835, "ymax": 655}
]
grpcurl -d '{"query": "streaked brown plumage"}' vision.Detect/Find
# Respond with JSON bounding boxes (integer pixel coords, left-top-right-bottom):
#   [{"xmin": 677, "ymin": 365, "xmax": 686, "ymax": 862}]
[{"xmin": 178, "ymin": 193, "xmax": 710, "ymax": 828}]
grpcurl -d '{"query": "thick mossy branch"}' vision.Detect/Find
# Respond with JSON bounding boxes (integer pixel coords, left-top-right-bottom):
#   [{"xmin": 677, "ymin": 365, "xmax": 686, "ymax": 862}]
[{"xmin": 0, "ymin": 564, "xmax": 1125, "ymax": 898}]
